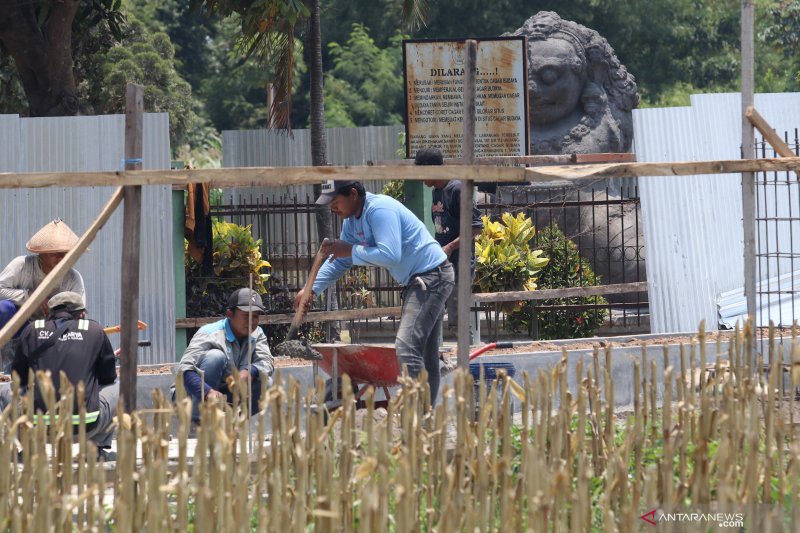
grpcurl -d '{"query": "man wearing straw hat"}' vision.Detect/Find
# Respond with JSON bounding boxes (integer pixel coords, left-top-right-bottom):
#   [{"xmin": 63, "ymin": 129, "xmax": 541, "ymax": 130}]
[
  {"xmin": 176, "ymin": 287, "xmax": 274, "ymax": 420},
  {"xmin": 0, "ymin": 219, "xmax": 85, "ymax": 371},
  {"xmin": 0, "ymin": 291, "xmax": 118, "ymax": 461}
]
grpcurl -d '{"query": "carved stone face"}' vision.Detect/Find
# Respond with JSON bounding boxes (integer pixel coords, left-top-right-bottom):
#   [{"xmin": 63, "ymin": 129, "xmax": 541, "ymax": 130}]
[
  {"xmin": 528, "ymin": 39, "xmax": 585, "ymax": 126},
  {"xmin": 530, "ymin": 12, "xmax": 560, "ymax": 40},
  {"xmin": 581, "ymin": 84, "xmax": 607, "ymax": 116},
  {"xmin": 582, "ymin": 95, "xmax": 603, "ymax": 116}
]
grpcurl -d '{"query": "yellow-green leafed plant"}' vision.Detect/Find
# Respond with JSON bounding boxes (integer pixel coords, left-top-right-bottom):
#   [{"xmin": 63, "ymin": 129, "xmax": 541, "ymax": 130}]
[
  {"xmin": 474, "ymin": 212, "xmax": 549, "ymax": 295},
  {"xmin": 209, "ymin": 220, "xmax": 272, "ymax": 288}
]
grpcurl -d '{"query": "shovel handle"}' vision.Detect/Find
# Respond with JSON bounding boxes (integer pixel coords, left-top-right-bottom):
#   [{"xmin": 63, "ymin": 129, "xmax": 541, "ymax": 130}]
[
  {"xmin": 104, "ymin": 320, "xmax": 148, "ymax": 334},
  {"xmin": 286, "ymin": 239, "xmax": 331, "ymax": 340}
]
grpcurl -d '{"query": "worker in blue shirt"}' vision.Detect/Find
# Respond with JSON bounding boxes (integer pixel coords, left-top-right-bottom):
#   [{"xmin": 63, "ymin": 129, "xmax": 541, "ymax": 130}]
[
  {"xmin": 296, "ymin": 180, "xmax": 454, "ymax": 404},
  {"xmin": 177, "ymin": 288, "xmax": 274, "ymax": 420}
]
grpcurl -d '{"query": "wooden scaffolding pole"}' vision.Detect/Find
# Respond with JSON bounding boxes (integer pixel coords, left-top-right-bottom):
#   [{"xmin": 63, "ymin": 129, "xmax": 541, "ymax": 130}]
[
  {"xmin": 741, "ymin": 0, "xmax": 757, "ymax": 331},
  {"xmin": 457, "ymin": 40, "xmax": 477, "ymax": 369},
  {"xmin": 746, "ymin": 106, "xmax": 797, "ymax": 160},
  {"xmin": 120, "ymin": 84, "xmax": 144, "ymax": 413}
]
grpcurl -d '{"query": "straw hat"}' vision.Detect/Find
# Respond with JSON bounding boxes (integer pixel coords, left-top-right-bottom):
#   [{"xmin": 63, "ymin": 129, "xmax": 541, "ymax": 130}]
[{"xmin": 26, "ymin": 219, "xmax": 79, "ymax": 254}]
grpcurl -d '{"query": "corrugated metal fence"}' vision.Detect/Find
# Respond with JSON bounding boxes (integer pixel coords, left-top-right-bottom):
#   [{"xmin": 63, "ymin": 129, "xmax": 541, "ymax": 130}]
[
  {"xmin": 221, "ymin": 125, "xmax": 404, "ymax": 278},
  {"xmin": 223, "ymin": 124, "xmax": 403, "ymax": 197},
  {"xmin": 0, "ymin": 114, "xmax": 174, "ymax": 363},
  {"xmin": 634, "ymin": 92, "xmax": 800, "ymax": 333}
]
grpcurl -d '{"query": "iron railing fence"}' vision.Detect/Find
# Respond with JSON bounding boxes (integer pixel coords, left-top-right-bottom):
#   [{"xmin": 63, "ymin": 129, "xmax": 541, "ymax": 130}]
[
  {"xmin": 199, "ymin": 182, "xmax": 649, "ymax": 340},
  {"xmin": 486, "ymin": 181, "xmax": 647, "ymax": 337},
  {"xmin": 755, "ymin": 130, "xmax": 800, "ymax": 332}
]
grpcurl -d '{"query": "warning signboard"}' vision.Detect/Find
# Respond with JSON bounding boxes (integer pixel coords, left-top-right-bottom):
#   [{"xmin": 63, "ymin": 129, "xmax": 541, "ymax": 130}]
[{"xmin": 403, "ymin": 37, "xmax": 529, "ymax": 159}]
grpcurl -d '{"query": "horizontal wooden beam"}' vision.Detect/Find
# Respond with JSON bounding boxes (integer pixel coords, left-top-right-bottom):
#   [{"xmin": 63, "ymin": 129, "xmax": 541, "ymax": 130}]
[
  {"xmin": 175, "ymin": 306, "xmax": 403, "ymax": 329},
  {"xmin": 176, "ymin": 282, "xmax": 647, "ymax": 329},
  {"xmin": 371, "ymin": 153, "xmax": 637, "ymax": 167},
  {"xmin": 3, "ymin": 157, "xmax": 800, "ymax": 190},
  {"xmin": 373, "ymin": 155, "xmax": 572, "ymax": 166},
  {"xmin": 573, "ymin": 153, "xmax": 637, "ymax": 164},
  {"xmin": 471, "ymin": 282, "xmax": 648, "ymax": 303},
  {"xmin": 524, "ymin": 157, "xmax": 800, "ymax": 181},
  {"xmin": 0, "ymin": 165, "xmax": 528, "ymax": 190}
]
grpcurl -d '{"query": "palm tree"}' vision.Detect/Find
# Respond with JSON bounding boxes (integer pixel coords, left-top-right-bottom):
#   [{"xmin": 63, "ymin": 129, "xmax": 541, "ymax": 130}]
[{"xmin": 196, "ymin": 0, "xmax": 428, "ymax": 240}]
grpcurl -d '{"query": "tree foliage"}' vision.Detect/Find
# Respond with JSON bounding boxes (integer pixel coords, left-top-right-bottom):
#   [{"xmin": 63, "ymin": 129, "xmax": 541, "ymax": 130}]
[
  {"xmin": 324, "ymin": 24, "xmax": 406, "ymax": 127},
  {"xmin": 413, "ymin": 0, "xmax": 798, "ymax": 104},
  {"xmin": 191, "ymin": 0, "xmax": 310, "ymax": 129},
  {"xmin": 79, "ymin": 15, "xmax": 203, "ymax": 147},
  {"xmin": 0, "ymin": 0, "xmax": 125, "ymax": 116},
  {"xmin": 2, "ymin": 0, "xmax": 800, "ymax": 145},
  {"xmin": 202, "ymin": 17, "xmax": 307, "ymax": 131}
]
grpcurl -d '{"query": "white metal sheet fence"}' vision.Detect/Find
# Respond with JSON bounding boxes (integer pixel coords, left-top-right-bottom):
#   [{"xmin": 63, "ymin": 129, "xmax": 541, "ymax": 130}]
[{"xmin": 0, "ymin": 114, "xmax": 175, "ymax": 363}]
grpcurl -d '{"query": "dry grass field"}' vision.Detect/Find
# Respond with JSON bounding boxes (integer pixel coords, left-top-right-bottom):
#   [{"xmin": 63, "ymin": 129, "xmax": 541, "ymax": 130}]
[{"xmin": 0, "ymin": 324, "xmax": 796, "ymax": 531}]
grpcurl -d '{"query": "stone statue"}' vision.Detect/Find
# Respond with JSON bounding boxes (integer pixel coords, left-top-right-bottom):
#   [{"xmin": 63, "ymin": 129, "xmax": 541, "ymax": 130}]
[
  {"xmin": 497, "ymin": 13, "xmax": 646, "ymax": 307},
  {"xmin": 505, "ymin": 11, "xmax": 639, "ymax": 155}
]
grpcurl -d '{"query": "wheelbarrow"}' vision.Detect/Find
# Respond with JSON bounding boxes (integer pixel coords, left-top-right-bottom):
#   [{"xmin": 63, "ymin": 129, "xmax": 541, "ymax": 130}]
[{"xmin": 313, "ymin": 341, "xmax": 514, "ymax": 410}]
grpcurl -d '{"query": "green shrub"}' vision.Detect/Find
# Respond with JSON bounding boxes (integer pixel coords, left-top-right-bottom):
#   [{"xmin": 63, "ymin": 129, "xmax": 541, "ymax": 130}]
[
  {"xmin": 508, "ymin": 223, "xmax": 607, "ymax": 339},
  {"xmin": 381, "ymin": 179, "xmax": 404, "ymax": 201}
]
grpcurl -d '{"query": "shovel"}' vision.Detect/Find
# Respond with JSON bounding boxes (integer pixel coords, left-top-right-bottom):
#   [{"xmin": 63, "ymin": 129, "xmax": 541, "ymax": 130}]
[{"xmin": 273, "ymin": 239, "xmax": 330, "ymax": 360}]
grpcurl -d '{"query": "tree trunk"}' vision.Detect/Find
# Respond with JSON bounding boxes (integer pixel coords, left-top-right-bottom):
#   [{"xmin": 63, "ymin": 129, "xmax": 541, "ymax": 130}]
[
  {"xmin": 0, "ymin": 1, "xmax": 81, "ymax": 116},
  {"xmin": 308, "ymin": 0, "xmax": 339, "ymax": 340},
  {"xmin": 308, "ymin": 0, "xmax": 333, "ymax": 241}
]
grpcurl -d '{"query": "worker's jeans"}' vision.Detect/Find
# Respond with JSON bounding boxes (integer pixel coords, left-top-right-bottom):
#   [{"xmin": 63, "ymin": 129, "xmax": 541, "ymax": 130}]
[
  {"xmin": 444, "ymin": 266, "xmax": 475, "ymax": 345},
  {"xmin": 87, "ymin": 382, "xmax": 119, "ymax": 448},
  {"xmin": 397, "ymin": 262, "xmax": 454, "ymax": 405},
  {"xmin": 189, "ymin": 348, "xmax": 263, "ymax": 420}
]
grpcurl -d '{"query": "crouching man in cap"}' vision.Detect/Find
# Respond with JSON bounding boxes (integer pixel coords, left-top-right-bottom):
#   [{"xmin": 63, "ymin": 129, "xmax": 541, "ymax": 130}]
[
  {"xmin": 0, "ymin": 291, "xmax": 118, "ymax": 461},
  {"xmin": 176, "ymin": 288, "xmax": 274, "ymax": 419}
]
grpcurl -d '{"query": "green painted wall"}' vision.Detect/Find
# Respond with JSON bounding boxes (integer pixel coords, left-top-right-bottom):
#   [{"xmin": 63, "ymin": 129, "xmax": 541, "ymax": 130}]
[
  {"xmin": 172, "ymin": 190, "xmax": 187, "ymax": 359},
  {"xmin": 403, "ymin": 181, "xmax": 433, "ymax": 235}
]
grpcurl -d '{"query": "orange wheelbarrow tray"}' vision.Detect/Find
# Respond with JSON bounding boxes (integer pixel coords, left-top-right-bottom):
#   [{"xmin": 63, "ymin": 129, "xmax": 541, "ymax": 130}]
[{"xmin": 312, "ymin": 341, "xmax": 513, "ymax": 404}]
